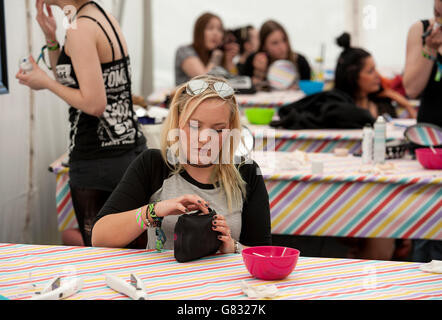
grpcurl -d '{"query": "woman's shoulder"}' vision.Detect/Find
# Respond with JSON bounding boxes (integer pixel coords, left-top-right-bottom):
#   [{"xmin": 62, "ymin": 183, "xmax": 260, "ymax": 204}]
[
  {"xmin": 139, "ymin": 148, "xmax": 165, "ymax": 162},
  {"xmin": 237, "ymin": 159, "xmax": 262, "ymax": 180},
  {"xmin": 176, "ymin": 44, "xmax": 197, "ymax": 57},
  {"xmin": 134, "ymin": 149, "xmax": 170, "ymax": 172}
]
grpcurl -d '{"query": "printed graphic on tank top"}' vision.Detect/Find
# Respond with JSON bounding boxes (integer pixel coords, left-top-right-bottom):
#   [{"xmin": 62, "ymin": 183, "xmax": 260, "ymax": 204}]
[{"xmin": 55, "ymin": 1, "xmax": 144, "ymax": 161}]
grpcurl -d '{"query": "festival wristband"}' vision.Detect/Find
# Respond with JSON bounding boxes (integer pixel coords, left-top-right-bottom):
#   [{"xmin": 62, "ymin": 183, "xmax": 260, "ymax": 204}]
[
  {"xmin": 422, "ymin": 49, "xmax": 437, "ymax": 61},
  {"xmin": 135, "ymin": 207, "xmax": 148, "ymax": 230}
]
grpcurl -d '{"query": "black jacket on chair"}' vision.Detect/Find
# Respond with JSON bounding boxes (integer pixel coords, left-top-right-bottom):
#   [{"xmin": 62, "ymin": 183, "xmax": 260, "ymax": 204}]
[{"xmin": 270, "ymin": 89, "xmax": 375, "ymax": 130}]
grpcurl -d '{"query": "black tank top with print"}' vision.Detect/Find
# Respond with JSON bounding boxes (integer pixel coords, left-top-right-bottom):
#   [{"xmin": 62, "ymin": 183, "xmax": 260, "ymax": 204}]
[
  {"xmin": 55, "ymin": 1, "xmax": 146, "ymax": 161},
  {"xmin": 418, "ymin": 20, "xmax": 442, "ymax": 128}
]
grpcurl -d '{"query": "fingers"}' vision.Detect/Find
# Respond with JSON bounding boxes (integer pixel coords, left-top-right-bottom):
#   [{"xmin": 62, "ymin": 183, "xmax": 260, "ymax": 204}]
[
  {"xmin": 175, "ymin": 203, "xmax": 188, "ymax": 214},
  {"xmin": 15, "ymin": 70, "xmax": 28, "ymax": 82},
  {"xmin": 36, "ymin": 0, "xmax": 45, "ymax": 17},
  {"xmin": 179, "ymin": 194, "xmax": 210, "ymax": 213},
  {"xmin": 212, "ymin": 215, "xmax": 230, "ymax": 237},
  {"xmin": 29, "ymin": 55, "xmax": 38, "ymax": 66},
  {"xmin": 46, "ymin": 3, "xmax": 53, "ymax": 17}
]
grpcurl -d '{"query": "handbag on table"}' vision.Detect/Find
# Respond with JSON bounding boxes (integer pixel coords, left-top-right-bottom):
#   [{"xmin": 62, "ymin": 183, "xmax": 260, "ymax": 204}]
[{"xmin": 174, "ymin": 209, "xmax": 222, "ymax": 263}]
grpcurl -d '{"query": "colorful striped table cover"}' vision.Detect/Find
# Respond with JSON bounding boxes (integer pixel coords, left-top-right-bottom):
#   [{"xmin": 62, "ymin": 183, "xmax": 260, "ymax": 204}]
[
  {"xmin": 48, "ymin": 153, "xmax": 77, "ymax": 231},
  {"xmin": 253, "ymin": 152, "xmax": 442, "ymax": 240},
  {"xmin": 0, "ymin": 243, "xmax": 440, "ymax": 300},
  {"xmin": 247, "ymin": 120, "xmax": 414, "ymax": 153}
]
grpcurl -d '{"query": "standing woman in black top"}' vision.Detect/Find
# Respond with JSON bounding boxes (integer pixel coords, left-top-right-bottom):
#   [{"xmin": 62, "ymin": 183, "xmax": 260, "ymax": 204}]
[
  {"xmin": 403, "ymin": 0, "xmax": 442, "ymax": 262},
  {"xmin": 403, "ymin": 0, "xmax": 442, "ymax": 128},
  {"xmin": 241, "ymin": 20, "xmax": 312, "ymax": 89},
  {"xmin": 16, "ymin": 0, "xmax": 147, "ymax": 246}
]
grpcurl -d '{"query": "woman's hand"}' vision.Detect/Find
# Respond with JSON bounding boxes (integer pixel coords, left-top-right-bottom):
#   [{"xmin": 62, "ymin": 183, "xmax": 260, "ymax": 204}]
[
  {"xmin": 16, "ymin": 56, "xmax": 52, "ymax": 90},
  {"xmin": 209, "ymin": 49, "xmax": 224, "ymax": 67},
  {"xmin": 212, "ymin": 214, "xmax": 235, "ymax": 254},
  {"xmin": 36, "ymin": 0, "xmax": 57, "ymax": 42},
  {"xmin": 424, "ymin": 21, "xmax": 442, "ymax": 52},
  {"xmin": 223, "ymin": 42, "xmax": 239, "ymax": 64},
  {"xmin": 154, "ymin": 194, "xmax": 210, "ymax": 218},
  {"xmin": 253, "ymin": 52, "xmax": 269, "ymax": 73}
]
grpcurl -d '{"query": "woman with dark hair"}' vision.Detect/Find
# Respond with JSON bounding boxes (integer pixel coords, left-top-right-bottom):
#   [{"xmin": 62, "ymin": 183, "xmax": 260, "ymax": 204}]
[
  {"xmin": 175, "ymin": 12, "xmax": 239, "ymax": 86},
  {"xmin": 241, "ymin": 20, "xmax": 312, "ymax": 88},
  {"xmin": 335, "ymin": 33, "xmax": 416, "ymax": 119},
  {"xmin": 231, "ymin": 25, "xmax": 260, "ymax": 75}
]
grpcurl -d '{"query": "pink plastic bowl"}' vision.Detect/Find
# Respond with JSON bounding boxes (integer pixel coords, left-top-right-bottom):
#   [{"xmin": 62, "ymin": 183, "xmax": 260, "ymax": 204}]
[
  {"xmin": 416, "ymin": 148, "xmax": 442, "ymax": 170},
  {"xmin": 242, "ymin": 246, "xmax": 300, "ymax": 280}
]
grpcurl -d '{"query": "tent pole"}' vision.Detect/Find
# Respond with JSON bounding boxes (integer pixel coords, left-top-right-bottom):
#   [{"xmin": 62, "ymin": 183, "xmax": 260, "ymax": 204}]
[
  {"xmin": 141, "ymin": 0, "xmax": 153, "ymax": 98},
  {"xmin": 23, "ymin": 0, "xmax": 35, "ymax": 244}
]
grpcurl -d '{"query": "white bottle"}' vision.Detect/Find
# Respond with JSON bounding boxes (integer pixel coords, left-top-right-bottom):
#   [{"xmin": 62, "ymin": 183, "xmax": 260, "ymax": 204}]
[
  {"xmin": 373, "ymin": 116, "xmax": 386, "ymax": 164},
  {"xmin": 362, "ymin": 124, "xmax": 374, "ymax": 165},
  {"xmin": 19, "ymin": 57, "xmax": 33, "ymax": 73}
]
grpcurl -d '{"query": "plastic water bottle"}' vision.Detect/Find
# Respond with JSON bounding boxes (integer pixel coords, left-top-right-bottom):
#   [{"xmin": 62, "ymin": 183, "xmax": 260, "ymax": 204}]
[
  {"xmin": 362, "ymin": 124, "xmax": 373, "ymax": 164},
  {"xmin": 19, "ymin": 57, "xmax": 33, "ymax": 73},
  {"xmin": 373, "ymin": 116, "xmax": 386, "ymax": 164}
]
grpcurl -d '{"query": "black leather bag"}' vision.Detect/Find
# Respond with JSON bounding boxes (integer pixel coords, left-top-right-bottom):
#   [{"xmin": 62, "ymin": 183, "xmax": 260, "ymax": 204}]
[{"xmin": 174, "ymin": 210, "xmax": 222, "ymax": 263}]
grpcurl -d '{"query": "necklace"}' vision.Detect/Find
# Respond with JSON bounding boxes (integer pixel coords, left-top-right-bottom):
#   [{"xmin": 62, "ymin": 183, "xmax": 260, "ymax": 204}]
[{"xmin": 186, "ymin": 161, "xmax": 214, "ymax": 169}]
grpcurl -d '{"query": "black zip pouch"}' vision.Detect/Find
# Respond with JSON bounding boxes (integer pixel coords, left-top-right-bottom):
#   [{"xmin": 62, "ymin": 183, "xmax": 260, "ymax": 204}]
[{"xmin": 174, "ymin": 209, "xmax": 222, "ymax": 263}]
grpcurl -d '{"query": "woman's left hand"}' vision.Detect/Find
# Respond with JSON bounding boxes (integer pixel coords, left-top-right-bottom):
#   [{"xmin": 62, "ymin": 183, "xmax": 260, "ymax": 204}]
[
  {"xmin": 223, "ymin": 42, "xmax": 239, "ymax": 63},
  {"xmin": 16, "ymin": 56, "xmax": 52, "ymax": 91},
  {"xmin": 212, "ymin": 214, "xmax": 235, "ymax": 254}
]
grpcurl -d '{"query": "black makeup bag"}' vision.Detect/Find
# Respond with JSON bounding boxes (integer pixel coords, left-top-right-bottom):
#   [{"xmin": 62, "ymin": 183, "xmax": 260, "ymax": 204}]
[{"xmin": 174, "ymin": 210, "xmax": 222, "ymax": 263}]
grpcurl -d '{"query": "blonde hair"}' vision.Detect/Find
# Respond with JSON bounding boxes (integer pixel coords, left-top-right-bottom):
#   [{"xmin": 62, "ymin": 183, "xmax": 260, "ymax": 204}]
[{"xmin": 161, "ymin": 75, "xmax": 247, "ymax": 212}]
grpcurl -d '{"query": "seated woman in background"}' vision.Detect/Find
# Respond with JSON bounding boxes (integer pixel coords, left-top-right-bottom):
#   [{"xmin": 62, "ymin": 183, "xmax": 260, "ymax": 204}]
[
  {"xmin": 335, "ymin": 32, "xmax": 416, "ymax": 119},
  {"xmin": 241, "ymin": 20, "xmax": 312, "ymax": 88},
  {"xmin": 175, "ymin": 12, "xmax": 239, "ymax": 86},
  {"xmin": 231, "ymin": 25, "xmax": 260, "ymax": 75},
  {"xmin": 92, "ymin": 75, "xmax": 272, "ymax": 251}
]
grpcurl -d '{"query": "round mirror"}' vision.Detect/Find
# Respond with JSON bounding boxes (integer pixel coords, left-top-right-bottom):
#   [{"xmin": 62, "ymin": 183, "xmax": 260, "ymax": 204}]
[
  {"xmin": 267, "ymin": 60, "xmax": 298, "ymax": 90},
  {"xmin": 235, "ymin": 125, "xmax": 255, "ymax": 159},
  {"xmin": 404, "ymin": 123, "xmax": 442, "ymax": 147}
]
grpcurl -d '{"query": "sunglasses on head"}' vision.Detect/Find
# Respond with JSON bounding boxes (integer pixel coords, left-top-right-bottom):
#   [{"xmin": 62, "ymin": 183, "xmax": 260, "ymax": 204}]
[{"xmin": 186, "ymin": 79, "xmax": 235, "ymax": 100}]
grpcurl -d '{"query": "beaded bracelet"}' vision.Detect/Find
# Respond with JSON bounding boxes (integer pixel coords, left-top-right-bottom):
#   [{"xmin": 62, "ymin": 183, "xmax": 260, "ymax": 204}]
[
  {"xmin": 422, "ymin": 49, "xmax": 437, "ymax": 61},
  {"xmin": 146, "ymin": 202, "xmax": 166, "ymax": 251},
  {"xmin": 46, "ymin": 39, "xmax": 60, "ymax": 51}
]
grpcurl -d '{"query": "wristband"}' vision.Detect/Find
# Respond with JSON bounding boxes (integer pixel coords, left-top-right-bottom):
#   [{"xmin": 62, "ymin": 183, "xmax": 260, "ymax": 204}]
[
  {"xmin": 148, "ymin": 202, "xmax": 162, "ymax": 222},
  {"xmin": 135, "ymin": 207, "xmax": 150, "ymax": 230},
  {"xmin": 147, "ymin": 201, "xmax": 166, "ymax": 251},
  {"xmin": 422, "ymin": 49, "xmax": 437, "ymax": 61},
  {"xmin": 47, "ymin": 42, "xmax": 60, "ymax": 51}
]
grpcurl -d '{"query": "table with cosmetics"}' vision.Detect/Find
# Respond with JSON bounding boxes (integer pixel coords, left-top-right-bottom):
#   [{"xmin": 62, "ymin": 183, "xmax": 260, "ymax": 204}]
[
  {"xmin": 252, "ymin": 151, "xmax": 442, "ymax": 241},
  {"xmin": 0, "ymin": 243, "xmax": 440, "ymax": 300},
  {"xmin": 246, "ymin": 119, "xmax": 414, "ymax": 154}
]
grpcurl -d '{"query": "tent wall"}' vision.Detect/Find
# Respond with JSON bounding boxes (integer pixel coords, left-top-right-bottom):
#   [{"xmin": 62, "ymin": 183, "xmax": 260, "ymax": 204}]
[{"xmin": 152, "ymin": 0, "xmax": 434, "ymax": 89}]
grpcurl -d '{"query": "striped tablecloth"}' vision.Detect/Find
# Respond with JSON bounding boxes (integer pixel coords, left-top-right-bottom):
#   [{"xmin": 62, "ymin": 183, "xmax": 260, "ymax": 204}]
[
  {"xmin": 48, "ymin": 153, "xmax": 77, "ymax": 231},
  {"xmin": 248, "ymin": 120, "xmax": 414, "ymax": 153},
  {"xmin": 0, "ymin": 243, "xmax": 440, "ymax": 300},
  {"xmin": 253, "ymin": 152, "xmax": 442, "ymax": 240}
]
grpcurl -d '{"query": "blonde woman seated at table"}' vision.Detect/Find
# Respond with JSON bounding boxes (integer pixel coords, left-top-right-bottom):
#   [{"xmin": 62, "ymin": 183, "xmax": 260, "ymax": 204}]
[
  {"xmin": 175, "ymin": 12, "xmax": 239, "ymax": 86},
  {"xmin": 92, "ymin": 75, "xmax": 272, "ymax": 251},
  {"xmin": 240, "ymin": 20, "xmax": 312, "ymax": 89}
]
